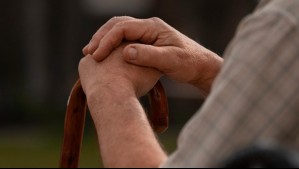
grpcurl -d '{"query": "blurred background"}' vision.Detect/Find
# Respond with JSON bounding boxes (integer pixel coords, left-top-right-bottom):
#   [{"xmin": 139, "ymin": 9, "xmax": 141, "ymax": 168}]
[{"xmin": 0, "ymin": 0, "xmax": 258, "ymax": 167}]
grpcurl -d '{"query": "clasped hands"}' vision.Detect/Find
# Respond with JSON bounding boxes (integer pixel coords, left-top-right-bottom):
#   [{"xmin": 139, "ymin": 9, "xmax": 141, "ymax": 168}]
[{"xmin": 79, "ymin": 17, "xmax": 223, "ymax": 101}]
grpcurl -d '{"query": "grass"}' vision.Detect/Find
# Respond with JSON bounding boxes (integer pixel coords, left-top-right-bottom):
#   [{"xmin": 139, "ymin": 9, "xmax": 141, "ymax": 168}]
[
  {"xmin": 0, "ymin": 128, "xmax": 178, "ymax": 168},
  {"xmin": 0, "ymin": 127, "xmax": 100, "ymax": 168}
]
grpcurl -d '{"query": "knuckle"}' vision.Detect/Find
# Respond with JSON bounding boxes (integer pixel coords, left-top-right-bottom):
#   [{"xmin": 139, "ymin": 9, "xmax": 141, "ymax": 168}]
[
  {"xmin": 106, "ymin": 34, "xmax": 118, "ymax": 46},
  {"xmin": 150, "ymin": 17, "xmax": 163, "ymax": 23},
  {"xmin": 109, "ymin": 21, "xmax": 128, "ymax": 37},
  {"xmin": 91, "ymin": 16, "xmax": 135, "ymax": 42},
  {"xmin": 108, "ymin": 16, "xmax": 120, "ymax": 24},
  {"xmin": 114, "ymin": 21, "xmax": 126, "ymax": 29},
  {"xmin": 109, "ymin": 16, "xmax": 134, "ymax": 24},
  {"xmin": 113, "ymin": 17, "xmax": 139, "ymax": 30},
  {"xmin": 148, "ymin": 17, "xmax": 169, "ymax": 31}
]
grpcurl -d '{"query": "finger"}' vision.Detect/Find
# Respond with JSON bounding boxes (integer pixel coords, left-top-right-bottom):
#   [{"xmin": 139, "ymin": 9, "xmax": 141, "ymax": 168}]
[
  {"xmin": 92, "ymin": 18, "xmax": 162, "ymax": 62},
  {"xmin": 82, "ymin": 44, "xmax": 89, "ymax": 56},
  {"xmin": 122, "ymin": 44, "xmax": 177, "ymax": 73},
  {"xmin": 87, "ymin": 16, "xmax": 135, "ymax": 55}
]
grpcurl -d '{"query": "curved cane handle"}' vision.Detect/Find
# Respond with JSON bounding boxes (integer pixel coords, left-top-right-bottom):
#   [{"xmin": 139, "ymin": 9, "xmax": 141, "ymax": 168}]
[
  {"xmin": 148, "ymin": 81, "xmax": 169, "ymax": 133},
  {"xmin": 60, "ymin": 80, "xmax": 87, "ymax": 168},
  {"xmin": 60, "ymin": 80, "xmax": 169, "ymax": 168}
]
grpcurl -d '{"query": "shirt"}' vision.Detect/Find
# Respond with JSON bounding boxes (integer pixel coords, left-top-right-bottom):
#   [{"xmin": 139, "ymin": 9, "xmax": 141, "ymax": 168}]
[{"xmin": 162, "ymin": 0, "xmax": 299, "ymax": 167}]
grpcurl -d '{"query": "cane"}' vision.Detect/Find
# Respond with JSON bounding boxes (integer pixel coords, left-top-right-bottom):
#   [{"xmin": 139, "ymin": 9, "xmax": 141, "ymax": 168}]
[{"xmin": 60, "ymin": 79, "xmax": 169, "ymax": 168}]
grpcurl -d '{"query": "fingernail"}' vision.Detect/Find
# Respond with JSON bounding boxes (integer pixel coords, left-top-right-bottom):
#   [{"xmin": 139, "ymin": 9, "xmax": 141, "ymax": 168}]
[{"xmin": 128, "ymin": 47, "xmax": 137, "ymax": 60}]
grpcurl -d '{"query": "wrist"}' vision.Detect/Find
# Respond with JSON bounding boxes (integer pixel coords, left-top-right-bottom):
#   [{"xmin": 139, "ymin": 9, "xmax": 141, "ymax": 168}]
[
  {"xmin": 191, "ymin": 51, "xmax": 223, "ymax": 97},
  {"xmin": 86, "ymin": 80, "xmax": 137, "ymax": 110}
]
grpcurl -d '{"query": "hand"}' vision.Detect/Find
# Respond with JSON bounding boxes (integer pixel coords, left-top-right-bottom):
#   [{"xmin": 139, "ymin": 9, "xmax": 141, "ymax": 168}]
[
  {"xmin": 79, "ymin": 43, "xmax": 166, "ymax": 168},
  {"xmin": 83, "ymin": 16, "xmax": 223, "ymax": 97},
  {"xmin": 79, "ymin": 43, "xmax": 161, "ymax": 99}
]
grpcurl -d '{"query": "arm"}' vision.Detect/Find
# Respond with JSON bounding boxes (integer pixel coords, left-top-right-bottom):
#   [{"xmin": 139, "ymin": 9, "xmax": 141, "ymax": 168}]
[
  {"xmin": 79, "ymin": 45, "xmax": 167, "ymax": 168},
  {"xmin": 163, "ymin": 1, "xmax": 299, "ymax": 167},
  {"xmin": 87, "ymin": 84, "xmax": 167, "ymax": 168}
]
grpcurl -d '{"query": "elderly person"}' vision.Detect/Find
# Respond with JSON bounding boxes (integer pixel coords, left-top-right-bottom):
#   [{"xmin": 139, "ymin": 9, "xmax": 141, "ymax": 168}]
[{"xmin": 79, "ymin": 0, "xmax": 299, "ymax": 167}]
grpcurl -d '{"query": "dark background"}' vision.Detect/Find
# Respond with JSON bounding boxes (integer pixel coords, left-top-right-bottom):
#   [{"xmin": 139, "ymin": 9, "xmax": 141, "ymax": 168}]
[{"xmin": 0, "ymin": 0, "xmax": 257, "ymax": 167}]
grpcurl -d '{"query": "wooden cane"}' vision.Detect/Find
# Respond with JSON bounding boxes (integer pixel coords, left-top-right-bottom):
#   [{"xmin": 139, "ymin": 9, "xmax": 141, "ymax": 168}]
[{"xmin": 60, "ymin": 79, "xmax": 168, "ymax": 168}]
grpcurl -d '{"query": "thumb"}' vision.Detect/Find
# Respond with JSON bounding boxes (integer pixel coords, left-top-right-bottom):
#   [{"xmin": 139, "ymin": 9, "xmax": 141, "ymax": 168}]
[{"xmin": 123, "ymin": 44, "xmax": 170, "ymax": 71}]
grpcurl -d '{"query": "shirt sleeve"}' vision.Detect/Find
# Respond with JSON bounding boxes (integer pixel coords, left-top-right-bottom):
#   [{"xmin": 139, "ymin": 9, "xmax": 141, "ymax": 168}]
[{"xmin": 162, "ymin": 0, "xmax": 299, "ymax": 167}]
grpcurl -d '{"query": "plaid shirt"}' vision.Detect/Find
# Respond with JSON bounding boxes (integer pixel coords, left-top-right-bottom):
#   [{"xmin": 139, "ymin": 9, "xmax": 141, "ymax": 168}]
[{"xmin": 162, "ymin": 0, "xmax": 299, "ymax": 167}]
